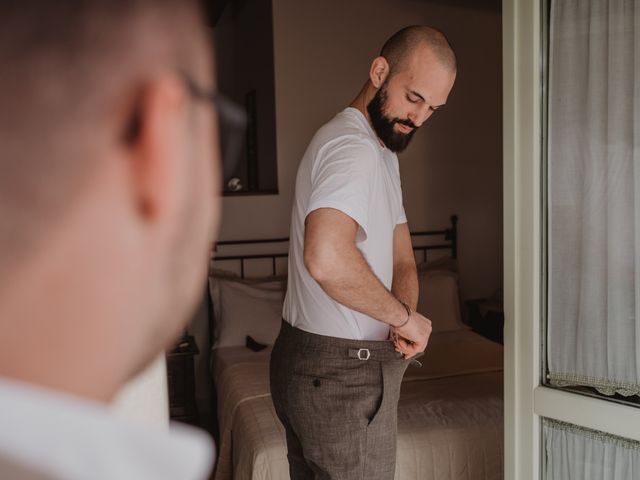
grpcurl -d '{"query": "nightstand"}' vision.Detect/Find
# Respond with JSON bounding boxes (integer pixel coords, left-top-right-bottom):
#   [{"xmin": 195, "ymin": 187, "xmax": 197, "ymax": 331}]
[
  {"xmin": 166, "ymin": 335, "xmax": 200, "ymax": 425},
  {"xmin": 465, "ymin": 298, "xmax": 504, "ymax": 344}
]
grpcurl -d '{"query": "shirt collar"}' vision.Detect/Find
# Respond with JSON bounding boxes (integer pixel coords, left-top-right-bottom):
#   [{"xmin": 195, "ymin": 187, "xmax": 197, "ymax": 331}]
[
  {"xmin": 0, "ymin": 378, "xmax": 213, "ymax": 480},
  {"xmin": 345, "ymin": 107, "xmax": 397, "ymax": 158}
]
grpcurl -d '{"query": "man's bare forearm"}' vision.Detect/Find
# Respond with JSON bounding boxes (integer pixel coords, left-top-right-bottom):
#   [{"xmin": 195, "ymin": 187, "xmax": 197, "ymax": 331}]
[
  {"xmin": 391, "ymin": 262, "xmax": 418, "ymax": 310},
  {"xmin": 311, "ymin": 246, "xmax": 407, "ymax": 327}
]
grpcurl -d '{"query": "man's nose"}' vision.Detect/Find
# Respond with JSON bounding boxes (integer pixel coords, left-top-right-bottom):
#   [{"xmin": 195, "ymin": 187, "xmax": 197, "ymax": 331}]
[{"xmin": 408, "ymin": 107, "xmax": 433, "ymax": 128}]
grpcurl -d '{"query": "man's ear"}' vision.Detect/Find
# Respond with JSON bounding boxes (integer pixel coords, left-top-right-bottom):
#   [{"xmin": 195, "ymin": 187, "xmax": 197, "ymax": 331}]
[
  {"xmin": 122, "ymin": 75, "xmax": 187, "ymax": 222},
  {"xmin": 369, "ymin": 56, "xmax": 389, "ymax": 89}
]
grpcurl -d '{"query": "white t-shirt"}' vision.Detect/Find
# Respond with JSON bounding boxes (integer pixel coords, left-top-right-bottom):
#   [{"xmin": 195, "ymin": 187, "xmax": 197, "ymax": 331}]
[{"xmin": 282, "ymin": 107, "xmax": 407, "ymax": 340}]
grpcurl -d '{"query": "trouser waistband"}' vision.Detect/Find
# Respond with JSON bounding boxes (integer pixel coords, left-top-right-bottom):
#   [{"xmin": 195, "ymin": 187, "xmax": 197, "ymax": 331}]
[{"xmin": 278, "ymin": 319, "xmax": 404, "ymax": 362}]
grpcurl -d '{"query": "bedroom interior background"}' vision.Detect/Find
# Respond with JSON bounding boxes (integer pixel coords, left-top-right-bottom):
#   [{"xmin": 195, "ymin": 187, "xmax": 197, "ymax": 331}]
[{"xmin": 186, "ymin": 0, "xmax": 504, "ymax": 435}]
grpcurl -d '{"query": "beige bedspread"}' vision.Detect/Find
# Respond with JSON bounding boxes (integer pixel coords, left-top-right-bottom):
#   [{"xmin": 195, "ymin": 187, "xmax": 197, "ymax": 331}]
[{"xmin": 212, "ymin": 330, "xmax": 503, "ymax": 480}]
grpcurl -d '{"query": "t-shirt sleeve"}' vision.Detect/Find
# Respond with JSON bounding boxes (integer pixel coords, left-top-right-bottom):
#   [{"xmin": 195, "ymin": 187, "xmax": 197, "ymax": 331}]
[
  {"xmin": 306, "ymin": 138, "xmax": 378, "ymax": 239},
  {"xmin": 397, "ymin": 205, "xmax": 408, "ymax": 225}
]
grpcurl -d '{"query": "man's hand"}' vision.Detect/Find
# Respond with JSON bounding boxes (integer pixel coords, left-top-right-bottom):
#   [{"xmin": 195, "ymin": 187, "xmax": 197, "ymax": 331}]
[{"xmin": 391, "ymin": 311, "xmax": 432, "ymax": 358}]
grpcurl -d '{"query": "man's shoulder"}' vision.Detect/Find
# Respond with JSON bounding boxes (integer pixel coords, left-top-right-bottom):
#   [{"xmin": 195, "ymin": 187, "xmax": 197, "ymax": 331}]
[{"xmin": 312, "ymin": 108, "xmax": 379, "ymax": 153}]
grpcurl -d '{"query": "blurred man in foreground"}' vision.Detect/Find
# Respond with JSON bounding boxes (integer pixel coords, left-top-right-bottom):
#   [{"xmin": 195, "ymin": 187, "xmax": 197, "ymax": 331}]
[{"xmin": 0, "ymin": 1, "xmax": 237, "ymax": 478}]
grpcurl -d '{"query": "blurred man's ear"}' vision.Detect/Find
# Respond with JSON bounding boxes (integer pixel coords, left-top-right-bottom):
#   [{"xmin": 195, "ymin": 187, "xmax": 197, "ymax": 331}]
[
  {"xmin": 122, "ymin": 76, "xmax": 187, "ymax": 222},
  {"xmin": 369, "ymin": 56, "xmax": 390, "ymax": 89}
]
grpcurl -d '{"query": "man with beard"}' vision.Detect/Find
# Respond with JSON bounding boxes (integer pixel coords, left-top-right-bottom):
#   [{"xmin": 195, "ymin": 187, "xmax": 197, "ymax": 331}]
[
  {"xmin": 270, "ymin": 26, "xmax": 457, "ymax": 479},
  {"xmin": 0, "ymin": 1, "xmax": 244, "ymax": 479}
]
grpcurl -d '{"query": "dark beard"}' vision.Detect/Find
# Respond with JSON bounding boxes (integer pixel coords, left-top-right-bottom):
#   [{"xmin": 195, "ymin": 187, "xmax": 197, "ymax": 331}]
[{"xmin": 366, "ymin": 83, "xmax": 417, "ymax": 153}]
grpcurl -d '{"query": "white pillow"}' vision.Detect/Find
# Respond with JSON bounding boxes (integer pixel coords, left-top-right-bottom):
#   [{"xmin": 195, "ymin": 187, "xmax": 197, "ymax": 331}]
[
  {"xmin": 416, "ymin": 269, "xmax": 468, "ymax": 332},
  {"xmin": 209, "ymin": 274, "xmax": 286, "ymax": 349}
]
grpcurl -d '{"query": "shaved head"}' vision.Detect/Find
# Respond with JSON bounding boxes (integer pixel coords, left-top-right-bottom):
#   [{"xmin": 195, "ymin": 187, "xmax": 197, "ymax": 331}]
[
  {"xmin": 380, "ymin": 25, "xmax": 456, "ymax": 76},
  {"xmin": 0, "ymin": 0, "xmax": 209, "ymax": 278}
]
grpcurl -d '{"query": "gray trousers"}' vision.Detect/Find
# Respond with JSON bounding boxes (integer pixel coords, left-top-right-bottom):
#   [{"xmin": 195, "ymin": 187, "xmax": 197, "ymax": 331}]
[{"xmin": 270, "ymin": 320, "xmax": 409, "ymax": 480}]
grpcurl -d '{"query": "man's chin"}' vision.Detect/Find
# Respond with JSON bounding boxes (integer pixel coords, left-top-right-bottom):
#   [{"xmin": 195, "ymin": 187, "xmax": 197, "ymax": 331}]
[{"xmin": 383, "ymin": 133, "xmax": 414, "ymax": 153}]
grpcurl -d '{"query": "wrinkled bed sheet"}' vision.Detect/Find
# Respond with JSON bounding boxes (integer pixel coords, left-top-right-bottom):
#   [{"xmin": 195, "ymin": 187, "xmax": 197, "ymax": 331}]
[{"xmin": 212, "ymin": 330, "xmax": 503, "ymax": 480}]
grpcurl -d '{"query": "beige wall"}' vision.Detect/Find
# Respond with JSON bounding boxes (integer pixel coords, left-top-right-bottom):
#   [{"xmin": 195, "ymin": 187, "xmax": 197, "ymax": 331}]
[{"xmin": 218, "ymin": 0, "xmax": 502, "ymax": 301}]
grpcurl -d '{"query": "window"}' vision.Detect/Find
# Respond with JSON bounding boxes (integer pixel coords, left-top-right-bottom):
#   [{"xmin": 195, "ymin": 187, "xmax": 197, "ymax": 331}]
[
  {"xmin": 542, "ymin": 0, "xmax": 640, "ymax": 408},
  {"xmin": 504, "ymin": 0, "xmax": 640, "ymax": 478}
]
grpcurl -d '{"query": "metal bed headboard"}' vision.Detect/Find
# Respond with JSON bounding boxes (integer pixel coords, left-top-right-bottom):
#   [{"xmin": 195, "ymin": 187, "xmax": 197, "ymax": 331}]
[
  {"xmin": 206, "ymin": 214, "xmax": 459, "ymax": 390},
  {"xmin": 211, "ymin": 214, "xmax": 458, "ymax": 279}
]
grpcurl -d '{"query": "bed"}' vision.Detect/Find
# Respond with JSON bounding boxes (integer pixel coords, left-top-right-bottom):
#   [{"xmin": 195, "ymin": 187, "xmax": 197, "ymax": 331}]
[{"xmin": 208, "ymin": 215, "xmax": 504, "ymax": 480}]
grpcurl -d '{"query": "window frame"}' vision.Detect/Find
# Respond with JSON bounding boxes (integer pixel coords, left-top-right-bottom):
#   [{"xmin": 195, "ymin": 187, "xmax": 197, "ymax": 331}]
[{"xmin": 504, "ymin": 0, "xmax": 640, "ymax": 479}]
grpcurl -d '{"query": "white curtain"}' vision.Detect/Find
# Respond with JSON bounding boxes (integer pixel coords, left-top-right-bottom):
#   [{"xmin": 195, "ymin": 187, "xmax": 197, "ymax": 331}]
[
  {"xmin": 547, "ymin": 0, "xmax": 640, "ymax": 397},
  {"xmin": 543, "ymin": 418, "xmax": 640, "ymax": 479}
]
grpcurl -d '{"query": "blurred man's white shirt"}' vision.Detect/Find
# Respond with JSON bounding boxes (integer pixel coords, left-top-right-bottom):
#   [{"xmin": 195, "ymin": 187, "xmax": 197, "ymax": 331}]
[
  {"xmin": 0, "ymin": 377, "xmax": 214, "ymax": 480},
  {"xmin": 112, "ymin": 355, "xmax": 171, "ymax": 428}
]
